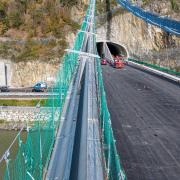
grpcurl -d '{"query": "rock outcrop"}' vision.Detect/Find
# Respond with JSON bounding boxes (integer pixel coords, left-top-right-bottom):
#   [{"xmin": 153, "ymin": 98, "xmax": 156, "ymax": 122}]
[{"xmin": 96, "ymin": 1, "xmax": 180, "ymax": 71}]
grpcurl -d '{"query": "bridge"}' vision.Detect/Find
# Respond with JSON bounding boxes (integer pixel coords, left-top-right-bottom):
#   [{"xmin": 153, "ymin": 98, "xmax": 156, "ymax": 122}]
[{"xmin": 0, "ymin": 0, "xmax": 180, "ymax": 180}]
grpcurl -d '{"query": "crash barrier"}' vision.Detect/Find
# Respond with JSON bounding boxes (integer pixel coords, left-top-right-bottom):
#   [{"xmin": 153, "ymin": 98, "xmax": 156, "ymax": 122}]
[
  {"xmin": 95, "ymin": 57, "xmax": 126, "ymax": 179},
  {"xmin": 116, "ymin": 0, "xmax": 180, "ymax": 36},
  {"xmin": 0, "ymin": 4, "xmax": 92, "ymax": 180},
  {"xmin": 128, "ymin": 58, "xmax": 180, "ymax": 76}
]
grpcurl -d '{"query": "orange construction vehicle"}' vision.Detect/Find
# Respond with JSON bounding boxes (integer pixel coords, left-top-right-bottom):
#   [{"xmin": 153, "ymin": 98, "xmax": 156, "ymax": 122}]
[{"xmin": 112, "ymin": 55, "xmax": 124, "ymax": 69}]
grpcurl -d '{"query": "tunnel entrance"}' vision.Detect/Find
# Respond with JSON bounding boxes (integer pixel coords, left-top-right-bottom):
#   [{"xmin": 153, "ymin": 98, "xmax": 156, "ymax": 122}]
[{"xmin": 96, "ymin": 41, "xmax": 128, "ymax": 59}]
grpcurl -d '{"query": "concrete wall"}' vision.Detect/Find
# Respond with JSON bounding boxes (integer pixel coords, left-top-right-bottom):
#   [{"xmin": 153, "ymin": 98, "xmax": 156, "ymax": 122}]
[
  {"xmin": 0, "ymin": 106, "xmax": 60, "ymax": 122},
  {"xmin": 0, "ymin": 107, "xmax": 60, "ymax": 130},
  {"xmin": 0, "ymin": 58, "xmax": 59, "ymax": 87},
  {"xmin": 0, "ymin": 62, "xmax": 6, "ymax": 86},
  {"xmin": 0, "ymin": 59, "xmax": 12, "ymax": 87}
]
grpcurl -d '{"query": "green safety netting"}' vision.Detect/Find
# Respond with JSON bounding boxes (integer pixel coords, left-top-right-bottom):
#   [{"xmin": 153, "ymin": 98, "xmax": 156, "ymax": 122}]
[
  {"xmin": 95, "ymin": 57, "xmax": 126, "ymax": 180},
  {"xmin": 92, "ymin": 1, "xmax": 125, "ymax": 179},
  {"xmin": 94, "ymin": 4, "xmax": 125, "ymax": 179},
  {"xmin": 2, "ymin": 1, "xmax": 126, "ymax": 179},
  {"xmin": 128, "ymin": 58, "xmax": 180, "ymax": 76},
  {"xmin": 2, "ymin": 3, "xmax": 91, "ymax": 180}
]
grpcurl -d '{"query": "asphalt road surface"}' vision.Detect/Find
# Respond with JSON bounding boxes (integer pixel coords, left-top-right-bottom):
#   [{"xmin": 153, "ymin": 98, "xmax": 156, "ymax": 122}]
[{"xmin": 102, "ymin": 64, "xmax": 180, "ymax": 180}]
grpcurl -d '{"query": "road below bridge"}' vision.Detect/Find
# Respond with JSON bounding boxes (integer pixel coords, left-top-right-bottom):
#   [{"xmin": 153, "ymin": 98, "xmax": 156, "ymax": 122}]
[{"xmin": 102, "ymin": 65, "xmax": 180, "ymax": 180}]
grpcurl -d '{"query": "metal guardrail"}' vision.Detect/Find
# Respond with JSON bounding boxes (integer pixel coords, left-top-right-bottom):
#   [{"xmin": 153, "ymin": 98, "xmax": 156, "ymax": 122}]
[
  {"xmin": 126, "ymin": 59, "xmax": 180, "ymax": 84},
  {"xmin": 46, "ymin": 0, "xmax": 104, "ymax": 179},
  {"xmin": 0, "ymin": 0, "xmax": 125, "ymax": 179},
  {"xmin": 46, "ymin": 61, "xmax": 83, "ymax": 179}
]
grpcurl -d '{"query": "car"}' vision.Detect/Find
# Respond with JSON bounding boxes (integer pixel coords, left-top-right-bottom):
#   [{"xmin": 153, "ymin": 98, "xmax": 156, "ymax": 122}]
[
  {"xmin": 101, "ymin": 59, "xmax": 107, "ymax": 65},
  {"xmin": 109, "ymin": 60, "xmax": 114, "ymax": 66},
  {"xmin": 0, "ymin": 86, "xmax": 10, "ymax": 92},
  {"xmin": 32, "ymin": 82, "xmax": 47, "ymax": 92}
]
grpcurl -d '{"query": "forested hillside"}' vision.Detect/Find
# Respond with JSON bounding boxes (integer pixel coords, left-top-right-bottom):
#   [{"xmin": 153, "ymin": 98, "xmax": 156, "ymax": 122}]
[{"xmin": 0, "ymin": 0, "xmax": 85, "ymax": 61}]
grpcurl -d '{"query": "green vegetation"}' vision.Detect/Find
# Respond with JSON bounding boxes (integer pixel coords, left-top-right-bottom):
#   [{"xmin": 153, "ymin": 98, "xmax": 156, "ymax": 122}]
[
  {"xmin": 111, "ymin": 0, "xmax": 118, "ymax": 7},
  {"xmin": 0, "ymin": 99, "xmax": 46, "ymax": 107},
  {"xmin": 170, "ymin": 0, "xmax": 179, "ymax": 12},
  {"xmin": 142, "ymin": 0, "xmax": 150, "ymax": 6},
  {"xmin": 0, "ymin": 0, "xmax": 81, "ymax": 61},
  {"xmin": 0, "ymin": 99, "xmax": 63, "ymax": 107},
  {"xmin": 0, "ymin": 0, "xmax": 80, "ymax": 36},
  {"xmin": 96, "ymin": 0, "xmax": 118, "ymax": 15},
  {"xmin": 0, "ymin": 1, "xmax": 9, "ymax": 34},
  {"xmin": 175, "ymin": 65, "xmax": 180, "ymax": 72},
  {"xmin": 0, "ymin": 39, "xmax": 68, "ymax": 62},
  {"xmin": 96, "ymin": 0, "xmax": 106, "ymax": 14},
  {"xmin": 0, "ymin": 119, "xmax": 5, "ymax": 124},
  {"xmin": 8, "ymin": 10, "xmax": 22, "ymax": 28},
  {"xmin": 59, "ymin": 0, "xmax": 78, "ymax": 7}
]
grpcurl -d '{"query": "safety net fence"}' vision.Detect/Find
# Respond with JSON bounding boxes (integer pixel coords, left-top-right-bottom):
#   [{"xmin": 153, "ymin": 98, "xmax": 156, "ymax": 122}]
[
  {"xmin": 95, "ymin": 56, "xmax": 126, "ymax": 180},
  {"xmin": 0, "ymin": 4, "xmax": 91, "ymax": 180}
]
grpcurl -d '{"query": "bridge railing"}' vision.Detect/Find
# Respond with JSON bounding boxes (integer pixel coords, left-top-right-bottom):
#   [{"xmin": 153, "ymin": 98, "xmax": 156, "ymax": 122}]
[
  {"xmin": 2, "ymin": 51, "xmax": 79, "ymax": 180},
  {"xmin": 1, "ymin": 4, "xmax": 91, "ymax": 179},
  {"xmin": 0, "ymin": 1, "xmax": 128, "ymax": 179},
  {"xmin": 95, "ymin": 57, "xmax": 126, "ymax": 180},
  {"xmin": 128, "ymin": 58, "xmax": 180, "ymax": 76}
]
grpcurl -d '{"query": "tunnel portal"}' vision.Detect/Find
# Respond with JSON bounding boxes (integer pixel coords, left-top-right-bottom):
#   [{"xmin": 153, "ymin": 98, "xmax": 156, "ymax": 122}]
[{"xmin": 96, "ymin": 41, "xmax": 128, "ymax": 59}]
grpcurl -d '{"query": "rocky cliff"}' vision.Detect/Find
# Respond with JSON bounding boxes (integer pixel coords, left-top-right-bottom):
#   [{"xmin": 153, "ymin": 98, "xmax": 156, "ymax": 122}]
[{"xmin": 96, "ymin": 0, "xmax": 180, "ymax": 71}]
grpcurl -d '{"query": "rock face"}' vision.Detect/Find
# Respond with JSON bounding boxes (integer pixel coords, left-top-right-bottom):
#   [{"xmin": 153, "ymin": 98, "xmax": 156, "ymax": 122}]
[
  {"xmin": 0, "ymin": 58, "xmax": 60, "ymax": 87},
  {"xmin": 0, "ymin": 33, "xmax": 77, "ymax": 87},
  {"xmin": 96, "ymin": 4, "xmax": 180, "ymax": 71},
  {"xmin": 97, "ymin": 9, "xmax": 180, "ymax": 51},
  {"xmin": 11, "ymin": 60, "xmax": 59, "ymax": 87},
  {"xmin": 0, "ymin": 107, "xmax": 60, "ymax": 130}
]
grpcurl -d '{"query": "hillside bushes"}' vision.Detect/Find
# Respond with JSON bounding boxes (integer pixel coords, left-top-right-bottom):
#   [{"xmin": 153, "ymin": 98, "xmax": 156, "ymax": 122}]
[{"xmin": 0, "ymin": 0, "xmax": 80, "ymax": 37}]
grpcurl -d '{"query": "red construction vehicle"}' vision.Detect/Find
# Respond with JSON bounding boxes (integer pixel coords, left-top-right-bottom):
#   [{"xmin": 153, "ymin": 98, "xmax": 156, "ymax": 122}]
[
  {"xmin": 101, "ymin": 58, "xmax": 107, "ymax": 65},
  {"xmin": 113, "ymin": 60, "xmax": 124, "ymax": 68},
  {"xmin": 110, "ymin": 55, "xmax": 124, "ymax": 69}
]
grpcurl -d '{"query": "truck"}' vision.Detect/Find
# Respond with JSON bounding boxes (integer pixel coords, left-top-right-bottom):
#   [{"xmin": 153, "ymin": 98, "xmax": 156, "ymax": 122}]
[{"xmin": 109, "ymin": 55, "xmax": 124, "ymax": 69}]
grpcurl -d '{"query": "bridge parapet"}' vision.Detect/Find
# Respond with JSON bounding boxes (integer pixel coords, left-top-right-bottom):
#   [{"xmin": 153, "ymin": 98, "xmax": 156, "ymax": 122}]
[{"xmin": 0, "ymin": 1, "xmax": 126, "ymax": 179}]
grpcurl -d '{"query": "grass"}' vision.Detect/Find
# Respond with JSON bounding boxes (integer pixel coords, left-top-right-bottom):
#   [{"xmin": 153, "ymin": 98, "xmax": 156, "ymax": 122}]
[
  {"xmin": 170, "ymin": 0, "xmax": 179, "ymax": 12},
  {"xmin": 0, "ymin": 0, "xmax": 81, "ymax": 61},
  {"xmin": 0, "ymin": 99, "xmax": 62, "ymax": 107},
  {"xmin": 0, "ymin": 119, "xmax": 5, "ymax": 124},
  {"xmin": 0, "ymin": 99, "xmax": 46, "ymax": 107},
  {"xmin": 142, "ymin": 0, "xmax": 151, "ymax": 6},
  {"xmin": 0, "ymin": 39, "xmax": 67, "ymax": 62}
]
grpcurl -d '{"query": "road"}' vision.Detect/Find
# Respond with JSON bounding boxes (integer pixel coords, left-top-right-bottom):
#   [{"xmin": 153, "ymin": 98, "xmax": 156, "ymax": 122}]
[{"xmin": 102, "ymin": 64, "xmax": 180, "ymax": 180}]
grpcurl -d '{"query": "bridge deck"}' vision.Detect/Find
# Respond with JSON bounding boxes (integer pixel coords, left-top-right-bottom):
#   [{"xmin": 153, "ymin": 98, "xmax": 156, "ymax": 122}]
[{"xmin": 102, "ymin": 65, "xmax": 180, "ymax": 180}]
